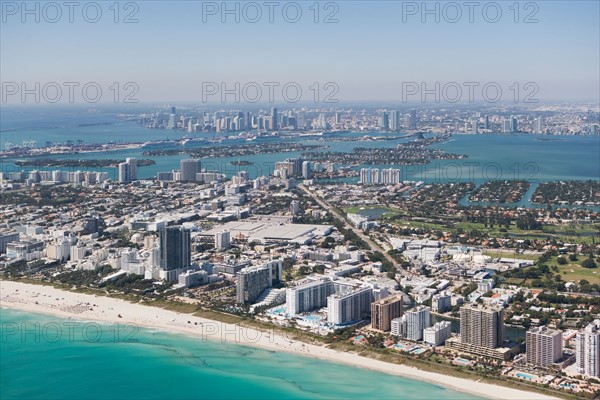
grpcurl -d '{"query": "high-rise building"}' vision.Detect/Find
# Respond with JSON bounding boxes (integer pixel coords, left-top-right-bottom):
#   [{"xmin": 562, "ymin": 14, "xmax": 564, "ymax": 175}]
[
  {"xmin": 576, "ymin": 320, "xmax": 600, "ymax": 377},
  {"xmin": 502, "ymin": 118, "xmax": 512, "ymax": 133},
  {"xmin": 236, "ymin": 111, "xmax": 245, "ymax": 130},
  {"xmin": 275, "ymin": 161, "xmax": 294, "ymax": 178},
  {"xmin": 296, "ymin": 113, "xmax": 306, "ymax": 130},
  {"xmin": 180, "ymin": 159, "xmax": 202, "ymax": 182},
  {"xmin": 52, "ymin": 170, "xmax": 64, "ymax": 182},
  {"xmin": 380, "ymin": 168, "xmax": 401, "ymax": 185},
  {"xmin": 70, "ymin": 245, "xmax": 86, "ymax": 262},
  {"xmin": 82, "ymin": 217, "xmax": 102, "ymax": 235},
  {"xmin": 302, "ymin": 161, "xmax": 313, "ymax": 179},
  {"xmin": 424, "ymin": 321, "xmax": 452, "ymax": 346},
  {"xmin": 359, "ymin": 168, "xmax": 381, "ymax": 185},
  {"xmin": 533, "ymin": 117, "xmax": 543, "ymax": 134},
  {"xmin": 409, "ymin": 109, "xmax": 417, "ymax": 130},
  {"xmin": 359, "ymin": 168, "xmax": 370, "ymax": 185},
  {"xmin": 28, "ymin": 170, "xmax": 40, "ymax": 183},
  {"xmin": 318, "ymin": 113, "xmax": 327, "ymax": 130},
  {"xmin": 289, "ymin": 200, "xmax": 300, "ymax": 215},
  {"xmin": 405, "ymin": 305, "xmax": 430, "ymax": 341},
  {"xmin": 236, "ymin": 265, "xmax": 269, "ymax": 304},
  {"xmin": 270, "ymin": 107, "xmax": 278, "ymax": 130},
  {"xmin": 288, "ymin": 116, "xmax": 297, "ymax": 130},
  {"xmin": 214, "ymin": 231, "xmax": 231, "ymax": 250},
  {"xmin": 372, "ymin": 169, "xmax": 380, "ymax": 184},
  {"xmin": 432, "ymin": 291, "xmax": 452, "ymax": 313},
  {"xmin": 167, "ymin": 113, "xmax": 177, "ymax": 129},
  {"xmin": 526, "ymin": 326, "xmax": 563, "ymax": 367},
  {"xmin": 460, "ymin": 304, "xmax": 504, "ymax": 349},
  {"xmin": 371, "ymin": 294, "xmax": 403, "ymax": 331},
  {"xmin": 282, "ymin": 157, "xmax": 303, "ymax": 176},
  {"xmin": 236, "ymin": 260, "xmax": 282, "ymax": 304},
  {"xmin": 471, "ymin": 119, "xmax": 479, "ymax": 134},
  {"xmin": 380, "ymin": 111, "xmax": 389, "ymax": 130},
  {"xmin": 327, "ymin": 286, "xmax": 373, "ymax": 325},
  {"xmin": 118, "ymin": 158, "xmax": 137, "ymax": 183},
  {"xmin": 0, "ymin": 231, "xmax": 19, "ymax": 254},
  {"xmin": 245, "ymin": 112, "xmax": 252, "ymax": 129},
  {"xmin": 511, "ymin": 116, "xmax": 518, "ymax": 132},
  {"xmin": 335, "ymin": 112, "xmax": 342, "ymax": 125},
  {"xmin": 159, "ymin": 226, "xmax": 191, "ymax": 282},
  {"xmin": 445, "ymin": 304, "xmax": 512, "ymax": 359},
  {"xmin": 390, "ymin": 110, "xmax": 401, "ymax": 131},
  {"xmin": 286, "ymin": 279, "xmax": 335, "ymax": 315}
]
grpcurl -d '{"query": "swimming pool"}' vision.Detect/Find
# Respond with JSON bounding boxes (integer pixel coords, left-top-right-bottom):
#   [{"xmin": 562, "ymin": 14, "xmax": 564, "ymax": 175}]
[
  {"xmin": 302, "ymin": 314, "xmax": 321, "ymax": 322},
  {"xmin": 559, "ymin": 383, "xmax": 576, "ymax": 389},
  {"xmin": 269, "ymin": 306, "xmax": 286, "ymax": 315},
  {"xmin": 454, "ymin": 358, "xmax": 471, "ymax": 366},
  {"xmin": 516, "ymin": 373, "xmax": 534, "ymax": 380}
]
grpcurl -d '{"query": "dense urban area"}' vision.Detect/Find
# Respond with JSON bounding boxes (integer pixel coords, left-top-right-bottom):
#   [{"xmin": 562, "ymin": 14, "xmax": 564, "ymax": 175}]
[{"xmin": 1, "ymin": 105, "xmax": 599, "ymax": 399}]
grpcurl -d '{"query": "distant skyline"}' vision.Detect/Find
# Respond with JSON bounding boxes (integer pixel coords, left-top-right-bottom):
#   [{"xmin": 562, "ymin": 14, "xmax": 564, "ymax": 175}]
[{"xmin": 1, "ymin": 1, "xmax": 599, "ymax": 103}]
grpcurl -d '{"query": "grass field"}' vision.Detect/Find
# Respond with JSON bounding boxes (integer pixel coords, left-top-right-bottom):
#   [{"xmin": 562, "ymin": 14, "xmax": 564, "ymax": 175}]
[
  {"xmin": 392, "ymin": 214, "xmax": 598, "ymax": 244},
  {"xmin": 394, "ymin": 220, "xmax": 451, "ymax": 231},
  {"xmin": 546, "ymin": 256, "xmax": 600, "ymax": 283},
  {"xmin": 482, "ymin": 249, "xmax": 540, "ymax": 261},
  {"xmin": 343, "ymin": 206, "xmax": 404, "ymax": 219},
  {"xmin": 505, "ymin": 277, "xmax": 527, "ymax": 285}
]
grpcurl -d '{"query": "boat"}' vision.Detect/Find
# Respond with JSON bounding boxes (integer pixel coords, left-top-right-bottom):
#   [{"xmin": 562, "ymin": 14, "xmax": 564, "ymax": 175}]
[
  {"xmin": 142, "ymin": 139, "xmax": 176, "ymax": 148},
  {"xmin": 299, "ymin": 131, "xmax": 324, "ymax": 137}
]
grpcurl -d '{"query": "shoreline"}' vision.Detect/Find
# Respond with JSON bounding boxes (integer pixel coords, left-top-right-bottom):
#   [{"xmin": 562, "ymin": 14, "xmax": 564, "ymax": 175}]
[{"xmin": 0, "ymin": 280, "xmax": 559, "ymax": 400}]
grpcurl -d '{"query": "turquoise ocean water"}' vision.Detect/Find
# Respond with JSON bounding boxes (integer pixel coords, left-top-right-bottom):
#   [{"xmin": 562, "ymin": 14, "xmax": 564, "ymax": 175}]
[{"xmin": 0, "ymin": 308, "xmax": 483, "ymax": 400}]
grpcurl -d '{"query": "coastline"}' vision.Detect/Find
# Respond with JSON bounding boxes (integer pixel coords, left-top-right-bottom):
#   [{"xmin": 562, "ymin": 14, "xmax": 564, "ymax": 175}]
[{"xmin": 0, "ymin": 280, "xmax": 558, "ymax": 400}]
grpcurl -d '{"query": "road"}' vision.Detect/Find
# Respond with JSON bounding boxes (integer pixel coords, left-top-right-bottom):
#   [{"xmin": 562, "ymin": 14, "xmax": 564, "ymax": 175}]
[{"xmin": 299, "ymin": 184, "xmax": 409, "ymax": 276}]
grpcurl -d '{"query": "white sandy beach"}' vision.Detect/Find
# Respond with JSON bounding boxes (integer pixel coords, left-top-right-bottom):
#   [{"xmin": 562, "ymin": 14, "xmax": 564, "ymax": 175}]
[{"xmin": 0, "ymin": 280, "xmax": 558, "ymax": 400}]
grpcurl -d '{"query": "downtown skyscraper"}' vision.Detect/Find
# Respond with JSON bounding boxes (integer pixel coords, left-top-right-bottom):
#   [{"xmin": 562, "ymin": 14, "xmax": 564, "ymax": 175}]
[
  {"xmin": 270, "ymin": 107, "xmax": 278, "ymax": 130},
  {"xmin": 390, "ymin": 110, "xmax": 401, "ymax": 131},
  {"xmin": 408, "ymin": 109, "xmax": 417, "ymax": 130}
]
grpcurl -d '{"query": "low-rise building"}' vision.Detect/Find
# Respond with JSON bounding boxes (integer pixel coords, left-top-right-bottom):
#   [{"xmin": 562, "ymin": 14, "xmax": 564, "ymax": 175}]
[{"xmin": 423, "ymin": 321, "xmax": 452, "ymax": 346}]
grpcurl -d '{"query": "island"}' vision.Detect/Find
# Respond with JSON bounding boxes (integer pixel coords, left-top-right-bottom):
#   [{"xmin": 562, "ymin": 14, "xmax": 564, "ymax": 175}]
[{"xmin": 13, "ymin": 158, "xmax": 155, "ymax": 169}]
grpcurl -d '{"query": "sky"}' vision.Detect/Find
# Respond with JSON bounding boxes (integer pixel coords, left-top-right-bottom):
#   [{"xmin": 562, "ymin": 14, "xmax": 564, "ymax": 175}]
[{"xmin": 1, "ymin": 0, "xmax": 599, "ymax": 104}]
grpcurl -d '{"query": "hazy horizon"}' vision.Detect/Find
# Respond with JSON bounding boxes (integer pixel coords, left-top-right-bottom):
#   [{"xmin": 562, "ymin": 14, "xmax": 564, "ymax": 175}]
[{"xmin": 2, "ymin": 1, "xmax": 599, "ymax": 104}]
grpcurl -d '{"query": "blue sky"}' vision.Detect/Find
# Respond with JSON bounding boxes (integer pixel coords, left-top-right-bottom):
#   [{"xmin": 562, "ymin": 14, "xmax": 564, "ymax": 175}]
[{"xmin": 1, "ymin": 1, "xmax": 599, "ymax": 103}]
